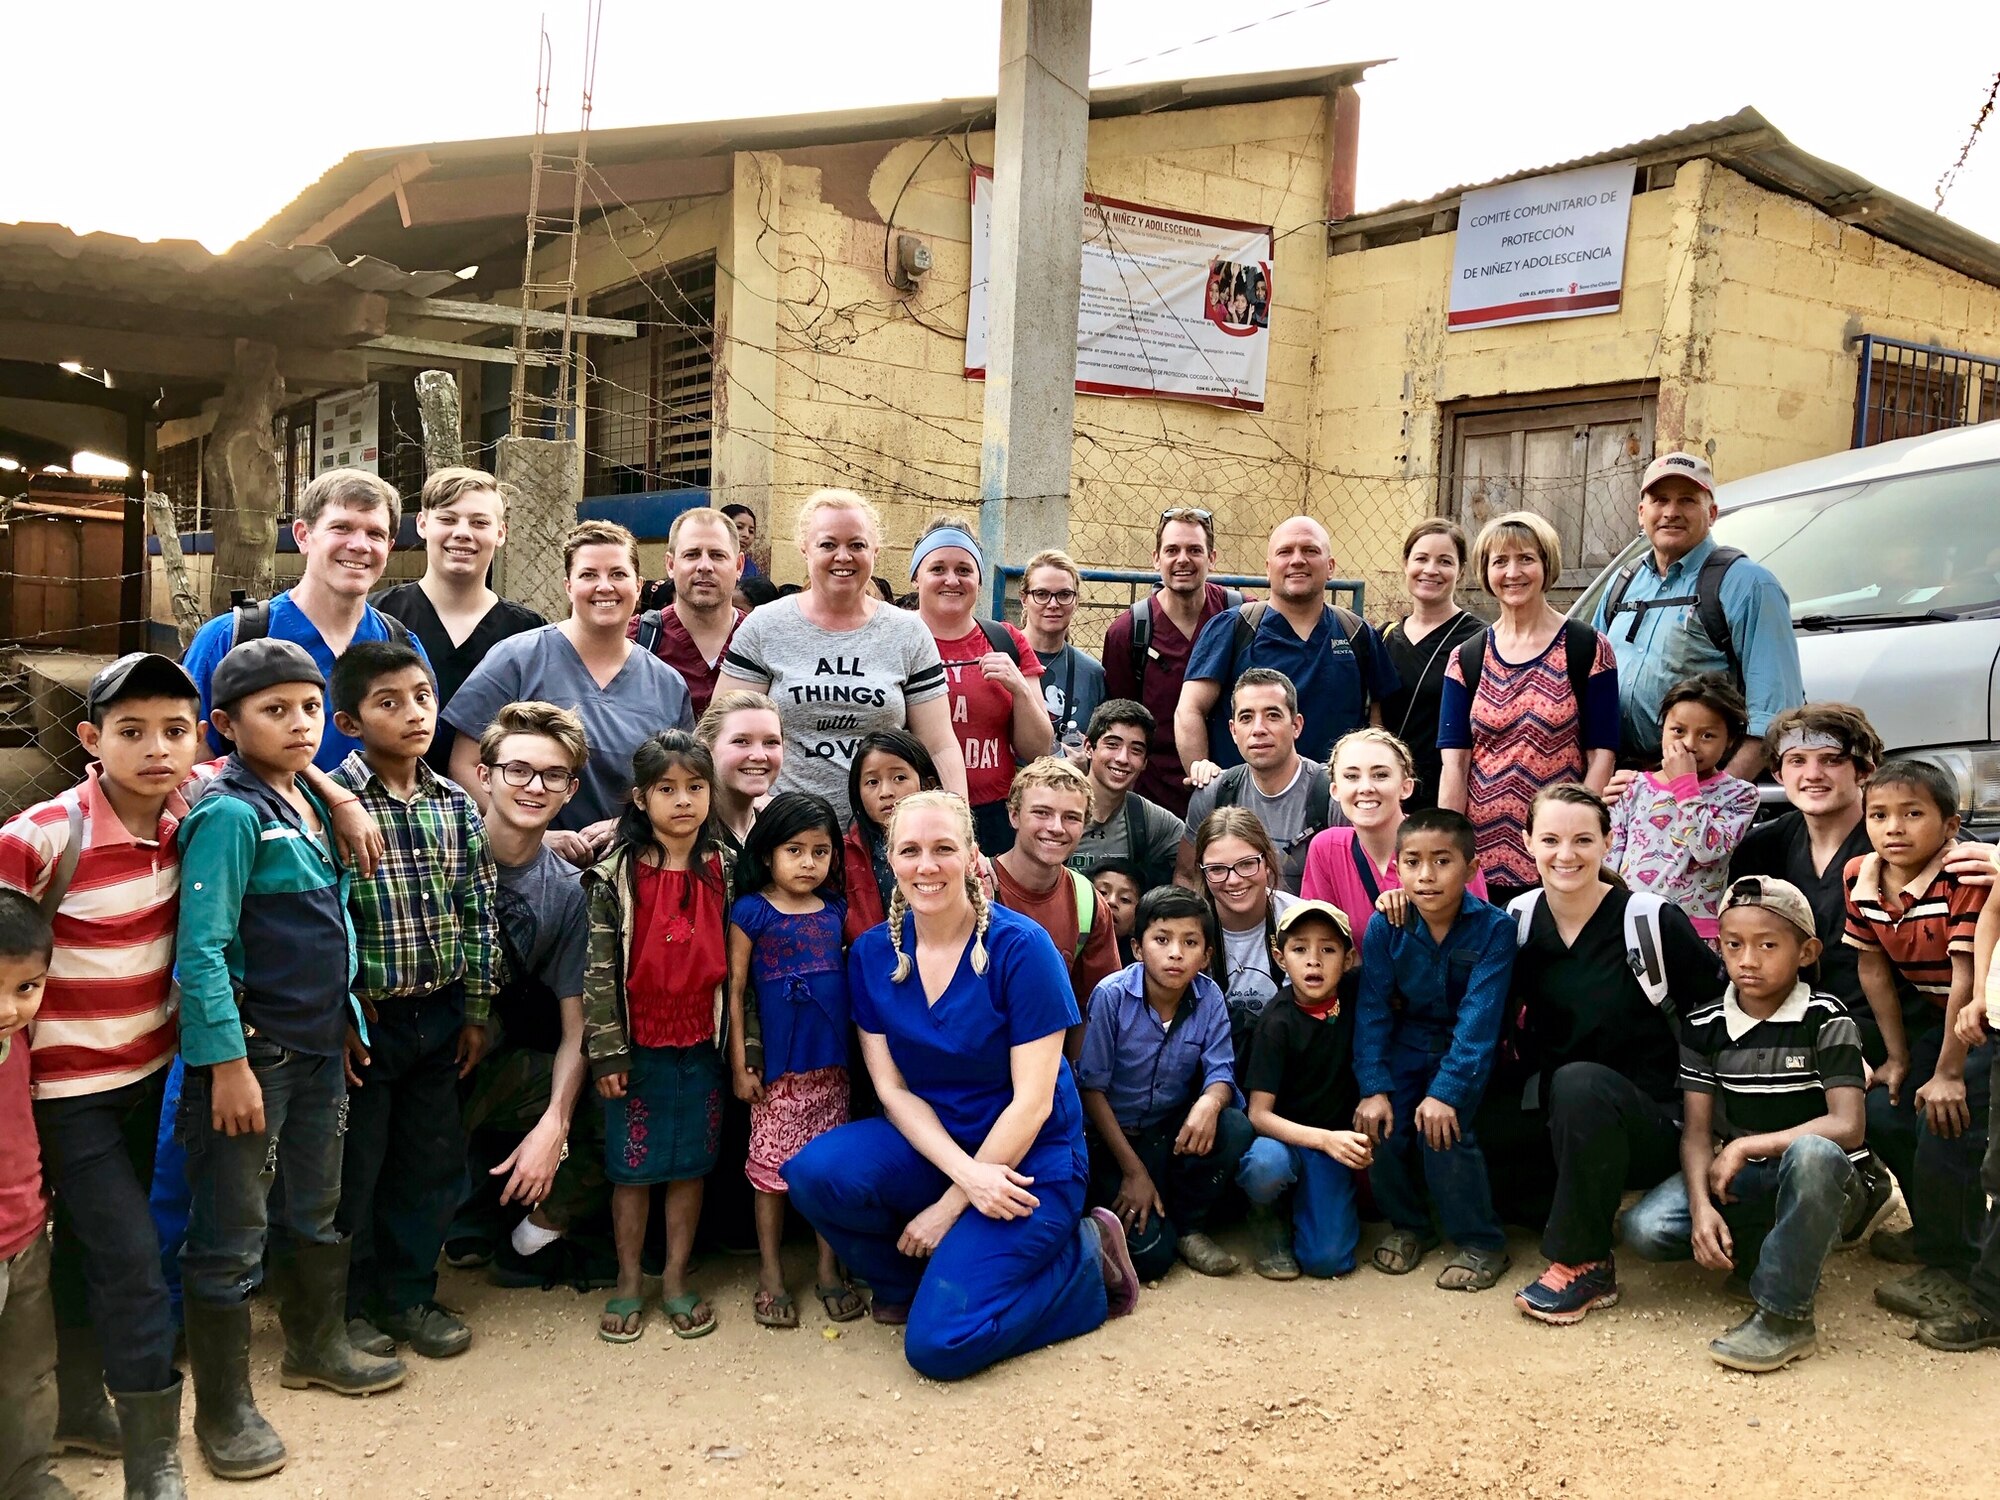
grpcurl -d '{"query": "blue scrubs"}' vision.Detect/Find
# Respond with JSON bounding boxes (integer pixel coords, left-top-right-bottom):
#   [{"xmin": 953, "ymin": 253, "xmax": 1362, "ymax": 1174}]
[{"xmin": 783, "ymin": 904, "xmax": 1107, "ymax": 1381}]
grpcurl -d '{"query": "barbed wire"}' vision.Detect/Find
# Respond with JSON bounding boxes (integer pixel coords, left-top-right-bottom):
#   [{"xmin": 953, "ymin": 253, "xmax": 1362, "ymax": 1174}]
[{"xmin": 1936, "ymin": 69, "xmax": 2000, "ymax": 211}]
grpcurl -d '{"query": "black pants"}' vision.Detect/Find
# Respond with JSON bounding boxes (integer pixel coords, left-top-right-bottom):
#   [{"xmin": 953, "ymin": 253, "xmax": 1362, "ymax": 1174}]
[
  {"xmin": 1970, "ymin": 1050, "xmax": 2000, "ymax": 1318},
  {"xmin": 1480, "ymin": 1061, "xmax": 1681, "ymax": 1265},
  {"xmin": 1865, "ymin": 1024, "xmax": 1992, "ymax": 1275},
  {"xmin": 337, "ymin": 984, "xmax": 467, "ymax": 1316},
  {"xmin": 34, "ymin": 1070, "xmax": 174, "ymax": 1393},
  {"xmin": 1086, "ymin": 1108, "xmax": 1254, "ymax": 1281}
]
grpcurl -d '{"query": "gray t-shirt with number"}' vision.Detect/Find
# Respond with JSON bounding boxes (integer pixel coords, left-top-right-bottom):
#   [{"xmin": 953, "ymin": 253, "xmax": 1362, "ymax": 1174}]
[{"xmin": 723, "ymin": 598, "xmax": 947, "ymax": 822}]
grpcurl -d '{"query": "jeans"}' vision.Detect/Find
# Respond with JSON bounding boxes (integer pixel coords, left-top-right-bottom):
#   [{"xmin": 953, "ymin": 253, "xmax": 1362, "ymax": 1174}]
[
  {"xmin": 337, "ymin": 984, "xmax": 466, "ymax": 1316},
  {"xmin": 34, "ymin": 1071, "xmax": 175, "ymax": 1392},
  {"xmin": 1367, "ymin": 1051, "xmax": 1504, "ymax": 1252},
  {"xmin": 0, "ymin": 1233, "xmax": 58, "ymax": 1500},
  {"xmin": 1971, "ymin": 1051, "xmax": 2000, "ymax": 1320},
  {"xmin": 1236, "ymin": 1137, "xmax": 1361, "ymax": 1277},
  {"xmin": 1864, "ymin": 1024, "xmax": 1992, "ymax": 1274},
  {"xmin": 149, "ymin": 1057, "xmax": 189, "ymax": 1320},
  {"xmin": 1085, "ymin": 1107, "xmax": 1253, "ymax": 1280},
  {"xmin": 178, "ymin": 1037, "xmax": 346, "ymax": 1308},
  {"xmin": 1622, "ymin": 1136, "xmax": 1865, "ymax": 1319}
]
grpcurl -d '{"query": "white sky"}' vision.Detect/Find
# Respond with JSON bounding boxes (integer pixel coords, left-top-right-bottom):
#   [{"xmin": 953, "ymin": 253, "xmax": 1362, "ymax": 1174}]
[{"xmin": 10, "ymin": 0, "xmax": 2000, "ymax": 253}]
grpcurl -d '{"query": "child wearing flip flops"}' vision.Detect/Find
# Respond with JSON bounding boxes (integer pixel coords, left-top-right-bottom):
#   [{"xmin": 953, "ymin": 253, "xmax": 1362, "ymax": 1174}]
[
  {"xmin": 726, "ymin": 792, "xmax": 867, "ymax": 1330},
  {"xmin": 1353, "ymin": 808, "xmax": 1518, "ymax": 1291},
  {"xmin": 583, "ymin": 731, "xmax": 737, "ymax": 1344}
]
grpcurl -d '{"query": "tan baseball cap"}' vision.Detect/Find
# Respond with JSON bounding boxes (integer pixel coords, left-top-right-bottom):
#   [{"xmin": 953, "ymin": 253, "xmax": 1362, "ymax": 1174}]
[
  {"xmin": 1274, "ymin": 899, "xmax": 1353, "ymax": 944},
  {"xmin": 1720, "ymin": 876, "xmax": 1816, "ymax": 940},
  {"xmin": 1640, "ymin": 451, "xmax": 1715, "ymax": 498}
]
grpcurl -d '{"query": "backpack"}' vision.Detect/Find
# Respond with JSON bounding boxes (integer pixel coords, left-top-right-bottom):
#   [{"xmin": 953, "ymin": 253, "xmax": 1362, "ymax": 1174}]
[
  {"xmin": 229, "ymin": 595, "xmax": 415, "ymax": 653},
  {"xmin": 1454, "ymin": 620, "xmax": 1602, "ymax": 708},
  {"xmin": 976, "ymin": 619, "xmax": 1019, "ymax": 664},
  {"xmin": 35, "ymin": 801, "xmax": 85, "ymax": 922},
  {"xmin": 1220, "ymin": 600, "xmax": 1381, "ymax": 705},
  {"xmin": 1063, "ymin": 868, "xmax": 1097, "ymax": 962},
  {"xmin": 1601, "ymin": 545, "xmax": 1747, "ymax": 690},
  {"xmin": 635, "ymin": 609, "xmax": 666, "ymax": 656},
  {"xmin": 1128, "ymin": 588, "xmax": 1244, "ymax": 702},
  {"xmin": 1210, "ymin": 762, "xmax": 1333, "ymax": 833},
  {"xmin": 1507, "ymin": 888, "xmax": 1671, "ymax": 1009}
]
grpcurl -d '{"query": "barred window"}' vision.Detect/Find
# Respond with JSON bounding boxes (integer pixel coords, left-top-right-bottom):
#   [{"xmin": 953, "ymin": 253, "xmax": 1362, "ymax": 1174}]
[
  {"xmin": 584, "ymin": 255, "xmax": 715, "ymax": 497},
  {"xmin": 1853, "ymin": 335, "xmax": 2000, "ymax": 447},
  {"xmin": 154, "ymin": 437, "xmax": 204, "ymax": 532}
]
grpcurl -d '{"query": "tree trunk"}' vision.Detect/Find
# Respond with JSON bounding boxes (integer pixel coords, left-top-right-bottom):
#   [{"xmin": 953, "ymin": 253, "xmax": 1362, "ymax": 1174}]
[
  {"xmin": 202, "ymin": 339, "xmax": 285, "ymax": 614},
  {"xmin": 144, "ymin": 492, "xmax": 206, "ymax": 650},
  {"xmin": 415, "ymin": 369, "xmax": 464, "ymax": 473}
]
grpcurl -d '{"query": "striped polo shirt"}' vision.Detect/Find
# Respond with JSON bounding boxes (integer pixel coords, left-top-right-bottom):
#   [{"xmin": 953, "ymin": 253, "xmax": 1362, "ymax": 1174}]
[
  {"xmin": 1841, "ymin": 849, "xmax": 1985, "ymax": 1007},
  {"xmin": 1679, "ymin": 983, "xmax": 1870, "ymax": 1166},
  {"xmin": 0, "ymin": 764, "xmax": 207, "ymax": 1099}
]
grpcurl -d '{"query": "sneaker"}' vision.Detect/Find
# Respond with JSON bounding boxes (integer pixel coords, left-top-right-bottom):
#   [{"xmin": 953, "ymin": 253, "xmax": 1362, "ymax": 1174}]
[
  {"xmin": 1088, "ymin": 1207, "xmax": 1141, "ymax": 1318},
  {"xmin": 442, "ymin": 1236, "xmax": 494, "ymax": 1270},
  {"xmin": 1838, "ymin": 1168, "xmax": 1896, "ymax": 1251},
  {"xmin": 1514, "ymin": 1258, "xmax": 1621, "ymax": 1325},
  {"xmin": 1709, "ymin": 1309, "xmax": 1817, "ymax": 1372},
  {"xmin": 1914, "ymin": 1308, "xmax": 2000, "ymax": 1352},
  {"xmin": 1869, "ymin": 1226, "xmax": 1923, "ymax": 1265},
  {"xmin": 374, "ymin": 1302, "xmax": 472, "ymax": 1360},
  {"xmin": 489, "ymin": 1238, "xmax": 617, "ymax": 1292},
  {"xmin": 1875, "ymin": 1266, "xmax": 1975, "ymax": 1320}
]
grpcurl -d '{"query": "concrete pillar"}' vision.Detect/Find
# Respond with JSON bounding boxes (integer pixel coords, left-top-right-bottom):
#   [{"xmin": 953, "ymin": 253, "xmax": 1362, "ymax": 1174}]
[
  {"xmin": 493, "ymin": 434, "xmax": 581, "ymax": 622},
  {"xmin": 714, "ymin": 151, "xmax": 782, "ymax": 561},
  {"xmin": 977, "ymin": 0, "xmax": 1091, "ymax": 592}
]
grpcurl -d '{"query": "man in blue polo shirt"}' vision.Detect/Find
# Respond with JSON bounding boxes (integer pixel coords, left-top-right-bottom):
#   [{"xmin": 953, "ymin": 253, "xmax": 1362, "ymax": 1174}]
[
  {"xmin": 183, "ymin": 468, "xmax": 431, "ymax": 772},
  {"xmin": 1593, "ymin": 452, "xmax": 1802, "ymax": 776},
  {"xmin": 1175, "ymin": 515, "xmax": 1397, "ymax": 775}
]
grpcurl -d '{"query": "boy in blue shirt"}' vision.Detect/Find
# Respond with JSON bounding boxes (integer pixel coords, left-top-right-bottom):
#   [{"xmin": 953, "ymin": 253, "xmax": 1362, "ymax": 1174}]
[
  {"xmin": 1354, "ymin": 807, "xmax": 1517, "ymax": 1291},
  {"xmin": 1079, "ymin": 886, "xmax": 1252, "ymax": 1281},
  {"xmin": 175, "ymin": 639, "xmax": 405, "ymax": 1482}
]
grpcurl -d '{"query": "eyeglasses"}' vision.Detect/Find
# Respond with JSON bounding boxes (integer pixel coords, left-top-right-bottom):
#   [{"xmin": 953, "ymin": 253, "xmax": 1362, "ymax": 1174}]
[
  {"xmin": 490, "ymin": 761, "xmax": 577, "ymax": 792},
  {"xmin": 1200, "ymin": 853, "xmax": 1266, "ymax": 885},
  {"xmin": 1024, "ymin": 588, "xmax": 1078, "ymax": 606},
  {"xmin": 1160, "ymin": 506, "xmax": 1214, "ymax": 526}
]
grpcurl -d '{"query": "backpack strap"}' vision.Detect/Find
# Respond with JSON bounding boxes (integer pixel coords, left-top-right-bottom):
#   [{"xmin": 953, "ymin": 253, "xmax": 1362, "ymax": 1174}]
[
  {"xmin": 1602, "ymin": 560, "xmax": 1646, "ymax": 625},
  {"xmin": 1507, "ymin": 889, "xmax": 1544, "ymax": 947},
  {"xmin": 1562, "ymin": 621, "xmax": 1600, "ymax": 710},
  {"xmin": 1067, "ymin": 869, "xmax": 1096, "ymax": 961},
  {"xmin": 1221, "ymin": 588, "xmax": 1245, "ymax": 610},
  {"xmin": 635, "ymin": 609, "xmax": 664, "ymax": 656},
  {"xmin": 1622, "ymin": 891, "xmax": 1671, "ymax": 1009},
  {"xmin": 1454, "ymin": 633, "xmax": 1486, "ymax": 701},
  {"xmin": 1129, "ymin": 597, "xmax": 1153, "ymax": 703},
  {"xmin": 1693, "ymin": 546, "xmax": 1747, "ymax": 690},
  {"xmin": 976, "ymin": 619, "xmax": 1019, "ymax": 665},
  {"xmin": 1210, "ymin": 764, "xmax": 1251, "ymax": 810},
  {"xmin": 1225, "ymin": 600, "xmax": 1267, "ymax": 687},
  {"xmin": 229, "ymin": 598, "xmax": 272, "ymax": 648},
  {"xmin": 1303, "ymin": 765, "xmax": 1332, "ymax": 831},
  {"xmin": 1349, "ymin": 832, "xmax": 1382, "ymax": 904},
  {"xmin": 1329, "ymin": 604, "xmax": 1381, "ymax": 705},
  {"xmin": 37, "ymin": 800, "xmax": 85, "ymax": 923}
]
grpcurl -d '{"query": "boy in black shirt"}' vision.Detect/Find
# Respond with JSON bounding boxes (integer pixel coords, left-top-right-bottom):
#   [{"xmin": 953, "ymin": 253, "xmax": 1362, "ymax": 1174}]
[{"xmin": 1235, "ymin": 902, "xmax": 1373, "ymax": 1279}]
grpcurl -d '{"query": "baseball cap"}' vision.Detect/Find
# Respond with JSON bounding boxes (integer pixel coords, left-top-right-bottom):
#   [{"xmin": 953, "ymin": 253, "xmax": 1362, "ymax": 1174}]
[
  {"xmin": 1719, "ymin": 876, "xmax": 1816, "ymax": 940},
  {"xmin": 1640, "ymin": 451, "xmax": 1715, "ymax": 498},
  {"xmin": 210, "ymin": 638, "xmax": 325, "ymax": 710},
  {"xmin": 1274, "ymin": 899, "xmax": 1354, "ymax": 945},
  {"xmin": 85, "ymin": 653, "xmax": 199, "ymax": 720}
]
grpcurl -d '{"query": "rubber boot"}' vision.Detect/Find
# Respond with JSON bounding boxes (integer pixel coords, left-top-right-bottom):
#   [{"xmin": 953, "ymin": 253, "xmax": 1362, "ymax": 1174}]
[
  {"xmin": 50, "ymin": 1324, "xmax": 120, "ymax": 1458},
  {"xmin": 272, "ymin": 1242, "xmax": 406, "ymax": 1397},
  {"xmin": 1247, "ymin": 1203, "xmax": 1300, "ymax": 1281},
  {"xmin": 107, "ymin": 1374, "xmax": 190, "ymax": 1500},
  {"xmin": 180, "ymin": 1300, "xmax": 285, "ymax": 1481}
]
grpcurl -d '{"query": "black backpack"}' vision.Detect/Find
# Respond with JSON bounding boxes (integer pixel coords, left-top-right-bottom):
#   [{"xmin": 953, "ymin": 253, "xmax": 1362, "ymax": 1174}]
[
  {"xmin": 228, "ymin": 594, "xmax": 415, "ymax": 653},
  {"xmin": 1601, "ymin": 545, "xmax": 1747, "ymax": 690},
  {"xmin": 1127, "ymin": 588, "xmax": 1244, "ymax": 701},
  {"xmin": 975, "ymin": 619, "xmax": 1019, "ymax": 662},
  {"xmin": 1454, "ymin": 620, "xmax": 1602, "ymax": 707}
]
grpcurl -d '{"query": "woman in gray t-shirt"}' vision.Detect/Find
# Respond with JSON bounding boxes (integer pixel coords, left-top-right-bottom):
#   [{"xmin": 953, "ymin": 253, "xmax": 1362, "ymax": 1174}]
[{"xmin": 714, "ymin": 490, "xmax": 965, "ymax": 823}]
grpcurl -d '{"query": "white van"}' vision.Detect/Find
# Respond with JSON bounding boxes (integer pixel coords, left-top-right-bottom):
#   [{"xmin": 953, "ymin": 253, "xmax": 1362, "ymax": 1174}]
[{"xmin": 1574, "ymin": 421, "xmax": 2000, "ymax": 835}]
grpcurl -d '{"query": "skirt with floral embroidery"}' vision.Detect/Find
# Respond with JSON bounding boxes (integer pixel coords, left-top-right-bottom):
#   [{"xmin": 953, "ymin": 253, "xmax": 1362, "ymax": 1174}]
[
  {"xmin": 745, "ymin": 1066, "xmax": 850, "ymax": 1194},
  {"xmin": 602, "ymin": 1043, "xmax": 724, "ymax": 1185}
]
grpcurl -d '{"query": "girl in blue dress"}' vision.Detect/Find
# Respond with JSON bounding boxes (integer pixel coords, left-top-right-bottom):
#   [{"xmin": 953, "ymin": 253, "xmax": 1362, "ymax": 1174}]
[
  {"xmin": 783, "ymin": 791, "xmax": 1141, "ymax": 1382},
  {"xmin": 725, "ymin": 792, "xmax": 866, "ymax": 1329}
]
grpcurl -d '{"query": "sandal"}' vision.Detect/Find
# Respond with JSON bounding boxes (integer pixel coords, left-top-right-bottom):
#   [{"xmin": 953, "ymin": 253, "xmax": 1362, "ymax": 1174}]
[
  {"xmin": 816, "ymin": 1281, "xmax": 868, "ymax": 1323},
  {"xmin": 597, "ymin": 1295, "xmax": 647, "ymax": 1343},
  {"xmin": 661, "ymin": 1291, "xmax": 718, "ymax": 1339},
  {"xmin": 1435, "ymin": 1246, "xmax": 1512, "ymax": 1292},
  {"xmin": 753, "ymin": 1290, "xmax": 798, "ymax": 1329},
  {"xmin": 1371, "ymin": 1230, "xmax": 1438, "ymax": 1276}
]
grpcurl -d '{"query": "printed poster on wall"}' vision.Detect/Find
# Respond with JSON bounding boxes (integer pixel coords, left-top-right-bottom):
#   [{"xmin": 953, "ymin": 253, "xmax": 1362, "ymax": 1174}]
[
  {"xmin": 1448, "ymin": 160, "xmax": 1637, "ymax": 330},
  {"xmin": 315, "ymin": 384, "xmax": 380, "ymax": 474},
  {"xmin": 965, "ymin": 166, "xmax": 1272, "ymax": 411}
]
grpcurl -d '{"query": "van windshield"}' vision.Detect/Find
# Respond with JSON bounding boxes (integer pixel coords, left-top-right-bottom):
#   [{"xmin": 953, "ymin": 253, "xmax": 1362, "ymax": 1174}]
[{"xmin": 1575, "ymin": 463, "xmax": 2000, "ymax": 626}]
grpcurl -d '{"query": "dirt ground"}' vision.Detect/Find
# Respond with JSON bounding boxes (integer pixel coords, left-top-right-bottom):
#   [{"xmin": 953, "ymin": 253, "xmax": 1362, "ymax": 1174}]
[{"xmin": 49, "ymin": 1207, "xmax": 1999, "ymax": 1500}]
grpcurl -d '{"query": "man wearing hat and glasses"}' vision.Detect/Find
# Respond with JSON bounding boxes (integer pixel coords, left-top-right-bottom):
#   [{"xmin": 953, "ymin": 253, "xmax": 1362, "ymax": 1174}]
[{"xmin": 1593, "ymin": 452, "xmax": 1803, "ymax": 777}]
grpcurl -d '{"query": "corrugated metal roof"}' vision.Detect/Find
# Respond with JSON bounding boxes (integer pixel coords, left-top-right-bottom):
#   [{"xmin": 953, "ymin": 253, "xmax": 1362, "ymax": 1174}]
[
  {"xmin": 1332, "ymin": 109, "xmax": 2000, "ymax": 290},
  {"xmin": 247, "ymin": 60, "xmax": 1383, "ymax": 250}
]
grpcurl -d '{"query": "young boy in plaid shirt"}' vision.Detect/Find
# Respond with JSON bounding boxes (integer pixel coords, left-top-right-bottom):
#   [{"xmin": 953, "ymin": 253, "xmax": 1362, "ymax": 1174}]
[{"xmin": 328, "ymin": 642, "xmax": 497, "ymax": 1360}]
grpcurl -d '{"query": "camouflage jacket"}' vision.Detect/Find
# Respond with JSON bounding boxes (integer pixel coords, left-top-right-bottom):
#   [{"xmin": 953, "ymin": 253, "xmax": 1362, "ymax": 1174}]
[{"xmin": 580, "ymin": 843, "xmax": 759, "ymax": 1081}]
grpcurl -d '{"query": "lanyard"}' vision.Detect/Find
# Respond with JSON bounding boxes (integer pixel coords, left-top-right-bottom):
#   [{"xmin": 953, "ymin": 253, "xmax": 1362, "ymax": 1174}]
[{"xmin": 1393, "ymin": 612, "xmax": 1465, "ymax": 743}]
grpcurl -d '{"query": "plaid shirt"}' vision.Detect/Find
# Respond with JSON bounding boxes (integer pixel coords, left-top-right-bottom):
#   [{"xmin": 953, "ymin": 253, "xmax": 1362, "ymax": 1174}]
[{"xmin": 330, "ymin": 751, "xmax": 498, "ymax": 1022}]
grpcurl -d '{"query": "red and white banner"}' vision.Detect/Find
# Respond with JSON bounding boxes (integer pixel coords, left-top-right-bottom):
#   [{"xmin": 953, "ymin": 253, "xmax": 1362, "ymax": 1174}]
[
  {"xmin": 1448, "ymin": 160, "xmax": 1636, "ymax": 331},
  {"xmin": 966, "ymin": 167, "xmax": 1273, "ymax": 411}
]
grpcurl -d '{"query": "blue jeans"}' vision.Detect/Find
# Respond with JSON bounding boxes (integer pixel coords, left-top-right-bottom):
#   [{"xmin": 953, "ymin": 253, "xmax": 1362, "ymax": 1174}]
[
  {"xmin": 177, "ymin": 1037, "xmax": 346, "ymax": 1308},
  {"xmin": 150, "ymin": 1056, "xmax": 190, "ymax": 1320},
  {"xmin": 1865, "ymin": 1025, "xmax": 1991, "ymax": 1274},
  {"xmin": 1367, "ymin": 1051, "xmax": 1504, "ymax": 1252},
  {"xmin": 1623, "ymin": 1135, "xmax": 1865, "ymax": 1319},
  {"xmin": 784, "ymin": 1118, "xmax": 1106, "ymax": 1382},
  {"xmin": 1085, "ymin": 1107, "xmax": 1254, "ymax": 1281},
  {"xmin": 1236, "ymin": 1137, "xmax": 1361, "ymax": 1277}
]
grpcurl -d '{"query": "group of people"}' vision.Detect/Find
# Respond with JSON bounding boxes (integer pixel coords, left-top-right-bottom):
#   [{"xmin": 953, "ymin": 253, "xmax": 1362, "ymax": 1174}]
[{"xmin": 0, "ymin": 449, "xmax": 1996, "ymax": 1500}]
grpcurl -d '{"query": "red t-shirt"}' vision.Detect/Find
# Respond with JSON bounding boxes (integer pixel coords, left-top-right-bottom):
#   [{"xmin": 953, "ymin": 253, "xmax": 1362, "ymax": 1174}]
[
  {"xmin": 991, "ymin": 860, "xmax": 1122, "ymax": 1013},
  {"xmin": 624, "ymin": 859, "xmax": 728, "ymax": 1048},
  {"xmin": 0, "ymin": 1039, "xmax": 46, "ymax": 1261},
  {"xmin": 934, "ymin": 623, "xmax": 1044, "ymax": 807},
  {"xmin": 627, "ymin": 606, "xmax": 744, "ymax": 719}
]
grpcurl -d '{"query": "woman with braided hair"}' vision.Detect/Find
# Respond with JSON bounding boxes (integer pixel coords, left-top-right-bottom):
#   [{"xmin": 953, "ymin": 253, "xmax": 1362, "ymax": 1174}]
[{"xmin": 783, "ymin": 791, "xmax": 1140, "ymax": 1379}]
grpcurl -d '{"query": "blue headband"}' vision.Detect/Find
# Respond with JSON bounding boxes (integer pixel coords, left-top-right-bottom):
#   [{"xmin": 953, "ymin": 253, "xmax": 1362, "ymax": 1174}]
[{"xmin": 910, "ymin": 526, "xmax": 983, "ymax": 580}]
